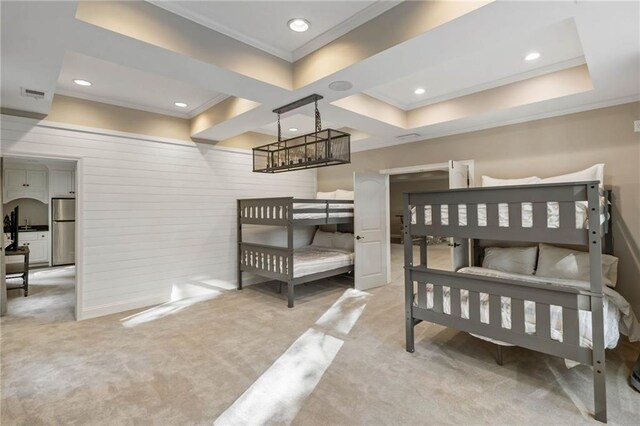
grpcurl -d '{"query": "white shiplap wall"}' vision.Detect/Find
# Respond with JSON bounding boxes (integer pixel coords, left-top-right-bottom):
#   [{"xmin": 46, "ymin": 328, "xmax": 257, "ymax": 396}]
[{"xmin": 0, "ymin": 115, "xmax": 316, "ymax": 319}]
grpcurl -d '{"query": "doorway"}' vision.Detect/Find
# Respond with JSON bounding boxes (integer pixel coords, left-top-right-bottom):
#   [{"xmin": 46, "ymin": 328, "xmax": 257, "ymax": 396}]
[
  {"xmin": 380, "ymin": 160, "xmax": 474, "ymax": 280},
  {"xmin": 2, "ymin": 155, "xmax": 79, "ymax": 321}
]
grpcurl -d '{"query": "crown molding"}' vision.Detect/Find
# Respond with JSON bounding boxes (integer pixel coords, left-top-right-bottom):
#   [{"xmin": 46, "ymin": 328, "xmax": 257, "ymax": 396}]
[
  {"xmin": 291, "ymin": 1, "xmax": 403, "ymax": 62},
  {"xmin": 147, "ymin": 0, "xmax": 293, "ymax": 61},
  {"xmin": 365, "ymin": 56, "xmax": 588, "ymax": 111},
  {"xmin": 55, "ymin": 89, "xmax": 227, "ymax": 120}
]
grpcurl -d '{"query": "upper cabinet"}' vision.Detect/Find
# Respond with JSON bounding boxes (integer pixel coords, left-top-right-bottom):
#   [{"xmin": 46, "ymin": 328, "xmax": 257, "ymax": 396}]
[
  {"xmin": 50, "ymin": 170, "xmax": 76, "ymax": 198},
  {"xmin": 3, "ymin": 168, "xmax": 48, "ymax": 203}
]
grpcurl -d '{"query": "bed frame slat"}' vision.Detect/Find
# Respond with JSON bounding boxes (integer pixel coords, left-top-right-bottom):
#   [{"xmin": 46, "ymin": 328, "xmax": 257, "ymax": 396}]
[
  {"xmin": 432, "ymin": 205, "xmax": 441, "ymax": 227},
  {"xmin": 563, "ymin": 306, "xmax": 580, "ymax": 346},
  {"xmin": 467, "ymin": 202, "xmax": 478, "ymax": 228},
  {"xmin": 486, "ymin": 203, "xmax": 499, "ymax": 230},
  {"xmin": 508, "ymin": 202, "xmax": 522, "ymax": 229},
  {"xmin": 417, "ymin": 282, "xmax": 427, "ymax": 308},
  {"xmin": 511, "ymin": 298, "xmax": 525, "ymax": 334},
  {"xmin": 536, "ymin": 302, "xmax": 551, "ymax": 340},
  {"xmin": 533, "ymin": 202, "xmax": 547, "ymax": 229},
  {"xmin": 450, "ymin": 287, "xmax": 461, "ymax": 318},
  {"xmin": 434, "ymin": 284, "xmax": 443, "ymax": 313},
  {"xmin": 416, "ymin": 205, "xmax": 425, "ymax": 225},
  {"xmin": 489, "ymin": 294, "xmax": 501, "ymax": 327},
  {"xmin": 469, "ymin": 291, "xmax": 480, "ymax": 322},
  {"xmin": 559, "ymin": 201, "xmax": 575, "ymax": 230}
]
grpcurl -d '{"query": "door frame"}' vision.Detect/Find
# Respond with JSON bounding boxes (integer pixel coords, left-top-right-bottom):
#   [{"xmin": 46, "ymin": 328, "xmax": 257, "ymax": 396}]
[
  {"xmin": 2, "ymin": 154, "xmax": 83, "ymax": 320},
  {"xmin": 379, "ymin": 160, "xmax": 475, "ymax": 281}
]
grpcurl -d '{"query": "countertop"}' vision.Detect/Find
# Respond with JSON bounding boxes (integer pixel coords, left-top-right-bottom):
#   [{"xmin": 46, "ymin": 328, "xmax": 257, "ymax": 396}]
[{"xmin": 17, "ymin": 225, "xmax": 49, "ymax": 232}]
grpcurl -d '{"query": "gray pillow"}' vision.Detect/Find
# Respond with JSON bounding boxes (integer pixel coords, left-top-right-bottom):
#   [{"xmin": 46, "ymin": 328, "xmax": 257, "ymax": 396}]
[{"xmin": 482, "ymin": 246, "xmax": 538, "ymax": 275}]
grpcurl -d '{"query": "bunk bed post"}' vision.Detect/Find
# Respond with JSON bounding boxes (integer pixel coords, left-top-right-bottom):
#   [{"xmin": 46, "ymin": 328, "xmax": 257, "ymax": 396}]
[
  {"xmin": 237, "ymin": 199, "xmax": 243, "ymax": 290},
  {"xmin": 587, "ymin": 182, "xmax": 606, "ymax": 423},
  {"xmin": 403, "ymin": 193, "xmax": 415, "ymax": 353},
  {"xmin": 604, "ymin": 190, "xmax": 613, "ymax": 255},
  {"xmin": 286, "ymin": 199, "xmax": 295, "ymax": 308}
]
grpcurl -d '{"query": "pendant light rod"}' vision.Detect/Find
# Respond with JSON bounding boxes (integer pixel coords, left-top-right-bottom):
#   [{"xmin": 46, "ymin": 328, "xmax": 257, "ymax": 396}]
[{"xmin": 272, "ymin": 94, "xmax": 323, "ymax": 115}]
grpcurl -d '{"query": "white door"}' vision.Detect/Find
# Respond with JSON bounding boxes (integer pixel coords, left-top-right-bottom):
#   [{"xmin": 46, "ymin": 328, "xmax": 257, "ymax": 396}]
[
  {"xmin": 449, "ymin": 160, "xmax": 470, "ymax": 270},
  {"xmin": 354, "ymin": 172, "xmax": 389, "ymax": 290}
]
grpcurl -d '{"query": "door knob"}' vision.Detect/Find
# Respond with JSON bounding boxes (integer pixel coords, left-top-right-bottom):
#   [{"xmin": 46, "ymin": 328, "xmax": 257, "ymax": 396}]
[{"xmin": 356, "ymin": 235, "xmax": 364, "ymax": 240}]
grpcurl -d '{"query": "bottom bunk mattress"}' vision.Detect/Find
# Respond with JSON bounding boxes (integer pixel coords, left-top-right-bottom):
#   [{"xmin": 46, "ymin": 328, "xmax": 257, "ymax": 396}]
[
  {"xmin": 293, "ymin": 246, "xmax": 354, "ymax": 278},
  {"xmin": 420, "ymin": 266, "xmax": 638, "ymax": 350}
]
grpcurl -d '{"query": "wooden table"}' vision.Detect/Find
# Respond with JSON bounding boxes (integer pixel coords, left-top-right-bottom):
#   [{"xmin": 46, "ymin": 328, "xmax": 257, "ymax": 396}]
[{"xmin": 5, "ymin": 246, "xmax": 30, "ymax": 296}]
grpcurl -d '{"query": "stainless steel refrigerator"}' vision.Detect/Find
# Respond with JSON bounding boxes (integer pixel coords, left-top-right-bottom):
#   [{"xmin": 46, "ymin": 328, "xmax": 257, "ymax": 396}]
[{"xmin": 52, "ymin": 198, "xmax": 75, "ymax": 266}]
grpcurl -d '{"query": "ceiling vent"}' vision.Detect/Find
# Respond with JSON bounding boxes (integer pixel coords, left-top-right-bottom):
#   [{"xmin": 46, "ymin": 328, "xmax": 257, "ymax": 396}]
[
  {"xmin": 21, "ymin": 87, "xmax": 47, "ymax": 100},
  {"xmin": 396, "ymin": 133, "xmax": 420, "ymax": 140}
]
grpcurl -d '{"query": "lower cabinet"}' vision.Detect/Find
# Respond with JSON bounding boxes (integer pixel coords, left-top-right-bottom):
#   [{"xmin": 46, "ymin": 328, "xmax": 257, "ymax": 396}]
[{"xmin": 6, "ymin": 231, "xmax": 50, "ymax": 265}]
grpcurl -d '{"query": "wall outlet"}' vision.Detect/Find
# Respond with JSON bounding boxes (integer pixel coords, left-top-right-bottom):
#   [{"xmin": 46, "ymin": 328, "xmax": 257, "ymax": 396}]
[{"xmin": 635, "ymin": 120, "xmax": 640, "ymax": 132}]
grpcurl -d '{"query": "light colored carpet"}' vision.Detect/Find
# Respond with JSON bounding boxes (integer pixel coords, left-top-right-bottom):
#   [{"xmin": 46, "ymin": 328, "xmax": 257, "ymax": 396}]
[{"xmin": 2, "ymin": 245, "xmax": 639, "ymax": 425}]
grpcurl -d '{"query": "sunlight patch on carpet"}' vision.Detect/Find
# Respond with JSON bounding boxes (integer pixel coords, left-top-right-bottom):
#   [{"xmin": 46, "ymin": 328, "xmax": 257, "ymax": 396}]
[
  {"xmin": 315, "ymin": 288, "xmax": 370, "ymax": 335},
  {"xmin": 214, "ymin": 329, "xmax": 343, "ymax": 426},
  {"xmin": 121, "ymin": 293, "xmax": 221, "ymax": 328}
]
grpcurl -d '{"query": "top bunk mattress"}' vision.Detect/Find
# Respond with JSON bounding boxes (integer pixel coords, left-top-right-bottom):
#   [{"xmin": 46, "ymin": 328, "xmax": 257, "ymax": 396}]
[{"xmin": 292, "ymin": 202, "xmax": 353, "ymax": 219}]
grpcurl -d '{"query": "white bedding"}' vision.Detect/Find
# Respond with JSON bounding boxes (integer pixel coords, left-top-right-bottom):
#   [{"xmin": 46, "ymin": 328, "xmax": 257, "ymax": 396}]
[
  {"xmin": 420, "ymin": 266, "xmax": 640, "ymax": 351},
  {"xmin": 293, "ymin": 246, "xmax": 353, "ymax": 278},
  {"xmin": 411, "ymin": 199, "xmax": 607, "ymax": 229},
  {"xmin": 292, "ymin": 202, "xmax": 353, "ymax": 219}
]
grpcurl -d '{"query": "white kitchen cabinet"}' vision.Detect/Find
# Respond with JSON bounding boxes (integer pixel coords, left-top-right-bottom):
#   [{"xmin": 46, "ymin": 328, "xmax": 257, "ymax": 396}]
[
  {"xmin": 50, "ymin": 170, "xmax": 76, "ymax": 198},
  {"xmin": 3, "ymin": 168, "xmax": 48, "ymax": 202}
]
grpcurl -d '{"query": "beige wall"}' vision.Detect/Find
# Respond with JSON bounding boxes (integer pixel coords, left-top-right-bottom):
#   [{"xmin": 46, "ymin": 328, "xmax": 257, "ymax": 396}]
[
  {"xmin": 319, "ymin": 102, "xmax": 640, "ymax": 316},
  {"xmin": 47, "ymin": 95, "xmax": 191, "ymax": 141}
]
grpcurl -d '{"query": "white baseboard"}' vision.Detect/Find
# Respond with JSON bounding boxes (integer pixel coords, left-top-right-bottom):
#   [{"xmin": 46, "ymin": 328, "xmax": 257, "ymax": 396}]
[{"xmin": 79, "ymin": 293, "xmax": 169, "ymax": 320}]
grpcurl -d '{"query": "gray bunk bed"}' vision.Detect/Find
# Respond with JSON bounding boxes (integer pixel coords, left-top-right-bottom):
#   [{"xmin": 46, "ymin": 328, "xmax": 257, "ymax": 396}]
[
  {"xmin": 237, "ymin": 197, "xmax": 354, "ymax": 308},
  {"xmin": 403, "ymin": 181, "xmax": 611, "ymax": 423}
]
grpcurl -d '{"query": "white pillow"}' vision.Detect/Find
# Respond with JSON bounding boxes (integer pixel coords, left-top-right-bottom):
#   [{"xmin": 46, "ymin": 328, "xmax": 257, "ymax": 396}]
[
  {"xmin": 535, "ymin": 243, "xmax": 618, "ymax": 287},
  {"xmin": 332, "ymin": 232, "xmax": 354, "ymax": 252},
  {"xmin": 482, "ymin": 175, "xmax": 541, "ymax": 187},
  {"xmin": 539, "ymin": 164, "xmax": 604, "ymax": 187},
  {"xmin": 482, "ymin": 246, "xmax": 538, "ymax": 275},
  {"xmin": 335, "ymin": 189, "xmax": 354, "ymax": 200},
  {"xmin": 311, "ymin": 230, "xmax": 334, "ymax": 248},
  {"xmin": 316, "ymin": 191, "xmax": 336, "ymax": 199}
]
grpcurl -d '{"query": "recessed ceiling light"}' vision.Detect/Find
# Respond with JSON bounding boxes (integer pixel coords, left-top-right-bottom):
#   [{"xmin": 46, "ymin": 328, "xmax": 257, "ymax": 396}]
[
  {"xmin": 174, "ymin": 102, "xmax": 188, "ymax": 108},
  {"xmin": 73, "ymin": 79, "xmax": 92, "ymax": 87},
  {"xmin": 288, "ymin": 18, "xmax": 310, "ymax": 32},
  {"xmin": 524, "ymin": 52, "xmax": 541, "ymax": 61},
  {"xmin": 328, "ymin": 80, "xmax": 353, "ymax": 91},
  {"xmin": 414, "ymin": 88, "xmax": 426, "ymax": 95},
  {"xmin": 288, "ymin": 127, "xmax": 298, "ymax": 132}
]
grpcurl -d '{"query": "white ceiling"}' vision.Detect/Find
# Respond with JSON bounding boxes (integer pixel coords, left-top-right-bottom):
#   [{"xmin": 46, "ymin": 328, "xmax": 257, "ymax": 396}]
[
  {"xmin": 1, "ymin": 1, "xmax": 639, "ymax": 152},
  {"xmin": 57, "ymin": 52, "xmax": 226, "ymax": 118},
  {"xmin": 366, "ymin": 18, "xmax": 586, "ymax": 110},
  {"xmin": 149, "ymin": 0, "xmax": 401, "ymax": 62},
  {"xmin": 255, "ymin": 112, "xmax": 338, "ymax": 139}
]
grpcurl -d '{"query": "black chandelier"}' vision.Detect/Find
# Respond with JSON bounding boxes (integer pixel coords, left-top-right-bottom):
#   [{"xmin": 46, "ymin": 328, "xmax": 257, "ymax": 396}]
[{"xmin": 252, "ymin": 94, "xmax": 351, "ymax": 173}]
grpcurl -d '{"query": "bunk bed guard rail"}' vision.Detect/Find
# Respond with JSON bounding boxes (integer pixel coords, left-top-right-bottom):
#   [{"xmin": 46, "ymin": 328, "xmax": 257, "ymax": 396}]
[
  {"xmin": 237, "ymin": 197, "xmax": 354, "ymax": 226},
  {"xmin": 403, "ymin": 181, "xmax": 610, "ymax": 423}
]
